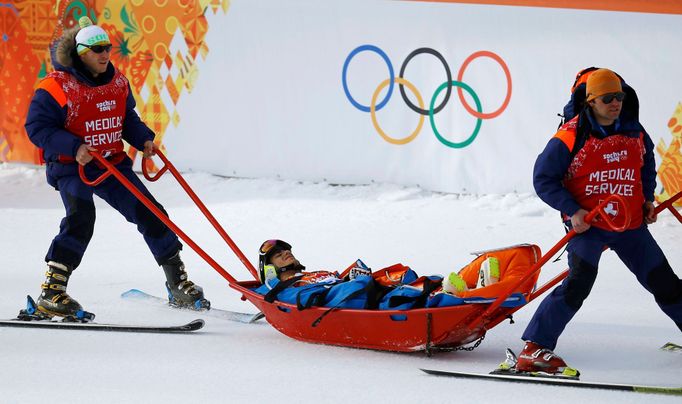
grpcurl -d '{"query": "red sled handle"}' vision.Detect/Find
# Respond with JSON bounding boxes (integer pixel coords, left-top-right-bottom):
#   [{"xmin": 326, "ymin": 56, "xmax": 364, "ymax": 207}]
[
  {"xmin": 655, "ymin": 190, "xmax": 682, "ymax": 223},
  {"xmin": 140, "ymin": 150, "xmax": 259, "ymax": 280},
  {"xmin": 476, "ymin": 191, "xmax": 682, "ymax": 332},
  {"xmin": 526, "ymin": 191, "xmax": 682, "ymax": 303},
  {"xmin": 78, "ymin": 162, "xmax": 111, "ymax": 186},
  {"xmin": 78, "ymin": 151, "xmax": 253, "ymax": 285},
  {"xmin": 468, "ymin": 194, "xmax": 631, "ymax": 330}
]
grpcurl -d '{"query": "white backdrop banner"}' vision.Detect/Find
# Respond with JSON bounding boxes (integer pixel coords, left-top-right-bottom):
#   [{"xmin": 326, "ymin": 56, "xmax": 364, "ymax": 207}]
[{"xmin": 163, "ymin": 0, "xmax": 682, "ymax": 194}]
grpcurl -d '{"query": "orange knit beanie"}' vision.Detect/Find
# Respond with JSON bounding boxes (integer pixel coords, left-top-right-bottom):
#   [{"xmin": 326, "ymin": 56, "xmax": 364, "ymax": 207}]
[{"xmin": 586, "ymin": 69, "xmax": 622, "ymax": 102}]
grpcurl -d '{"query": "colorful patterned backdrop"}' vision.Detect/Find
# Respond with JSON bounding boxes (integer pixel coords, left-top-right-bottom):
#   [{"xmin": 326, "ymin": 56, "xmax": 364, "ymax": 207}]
[
  {"xmin": 1, "ymin": 0, "xmax": 681, "ymax": 205},
  {"xmin": 0, "ymin": 0, "xmax": 229, "ymax": 166},
  {"xmin": 656, "ymin": 102, "xmax": 682, "ymax": 204}
]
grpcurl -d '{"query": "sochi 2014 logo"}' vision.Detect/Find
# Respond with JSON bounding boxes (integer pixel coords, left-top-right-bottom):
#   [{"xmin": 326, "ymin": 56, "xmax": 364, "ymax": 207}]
[{"xmin": 342, "ymin": 45, "xmax": 511, "ymax": 149}]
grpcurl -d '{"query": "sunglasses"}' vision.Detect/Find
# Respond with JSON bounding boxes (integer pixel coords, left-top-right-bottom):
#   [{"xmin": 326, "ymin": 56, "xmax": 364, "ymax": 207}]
[
  {"xmin": 599, "ymin": 92, "xmax": 625, "ymax": 104},
  {"xmin": 80, "ymin": 43, "xmax": 112, "ymax": 54}
]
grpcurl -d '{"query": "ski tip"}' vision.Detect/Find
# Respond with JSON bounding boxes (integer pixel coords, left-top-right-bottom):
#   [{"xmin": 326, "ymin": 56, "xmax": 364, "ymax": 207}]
[
  {"xmin": 248, "ymin": 312, "xmax": 265, "ymax": 323},
  {"xmin": 120, "ymin": 289, "xmax": 145, "ymax": 299},
  {"xmin": 25, "ymin": 295, "xmax": 38, "ymax": 315},
  {"xmin": 660, "ymin": 342, "xmax": 682, "ymax": 352},
  {"xmin": 187, "ymin": 318, "xmax": 205, "ymax": 330}
]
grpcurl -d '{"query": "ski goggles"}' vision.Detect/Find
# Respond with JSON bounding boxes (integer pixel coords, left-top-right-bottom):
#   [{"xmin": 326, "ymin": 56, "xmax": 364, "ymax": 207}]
[
  {"xmin": 259, "ymin": 239, "xmax": 292, "ymax": 257},
  {"xmin": 79, "ymin": 43, "xmax": 112, "ymax": 54},
  {"xmin": 599, "ymin": 92, "xmax": 625, "ymax": 104}
]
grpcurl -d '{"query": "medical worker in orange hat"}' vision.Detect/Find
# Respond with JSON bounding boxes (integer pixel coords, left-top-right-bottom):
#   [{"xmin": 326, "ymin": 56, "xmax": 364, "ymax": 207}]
[{"xmin": 517, "ymin": 68, "xmax": 682, "ymax": 376}]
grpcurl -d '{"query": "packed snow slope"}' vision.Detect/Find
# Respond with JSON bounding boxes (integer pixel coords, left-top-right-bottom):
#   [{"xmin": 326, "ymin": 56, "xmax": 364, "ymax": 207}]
[{"xmin": 1, "ymin": 164, "xmax": 680, "ymax": 403}]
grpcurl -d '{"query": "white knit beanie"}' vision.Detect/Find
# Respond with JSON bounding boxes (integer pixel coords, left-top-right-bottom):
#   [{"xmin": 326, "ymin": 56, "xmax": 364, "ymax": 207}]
[{"xmin": 75, "ymin": 17, "xmax": 110, "ymax": 55}]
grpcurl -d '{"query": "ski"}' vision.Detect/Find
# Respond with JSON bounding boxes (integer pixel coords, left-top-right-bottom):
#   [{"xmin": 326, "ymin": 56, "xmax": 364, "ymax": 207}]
[
  {"xmin": 121, "ymin": 289, "xmax": 264, "ymax": 324},
  {"xmin": 420, "ymin": 369, "xmax": 682, "ymax": 396},
  {"xmin": 0, "ymin": 318, "xmax": 204, "ymax": 333},
  {"xmin": 660, "ymin": 342, "xmax": 682, "ymax": 353}
]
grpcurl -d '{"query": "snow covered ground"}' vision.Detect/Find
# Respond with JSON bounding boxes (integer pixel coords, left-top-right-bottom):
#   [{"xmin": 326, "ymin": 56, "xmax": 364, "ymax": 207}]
[{"xmin": 1, "ymin": 163, "xmax": 680, "ymax": 403}]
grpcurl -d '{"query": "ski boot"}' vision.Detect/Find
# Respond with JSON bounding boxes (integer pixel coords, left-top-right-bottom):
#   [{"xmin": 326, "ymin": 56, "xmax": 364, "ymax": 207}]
[
  {"xmin": 515, "ymin": 341, "xmax": 580, "ymax": 378},
  {"xmin": 28, "ymin": 262, "xmax": 95, "ymax": 322},
  {"xmin": 476, "ymin": 257, "xmax": 500, "ymax": 288},
  {"xmin": 443, "ymin": 272, "xmax": 469, "ymax": 296},
  {"xmin": 161, "ymin": 252, "xmax": 210, "ymax": 310}
]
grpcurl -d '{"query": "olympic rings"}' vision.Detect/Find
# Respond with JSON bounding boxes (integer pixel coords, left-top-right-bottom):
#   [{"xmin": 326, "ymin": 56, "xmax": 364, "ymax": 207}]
[
  {"xmin": 371, "ymin": 77, "xmax": 425, "ymax": 145},
  {"xmin": 342, "ymin": 45, "xmax": 394, "ymax": 113},
  {"xmin": 456, "ymin": 50, "xmax": 512, "ymax": 119},
  {"xmin": 430, "ymin": 81, "xmax": 482, "ymax": 149},
  {"xmin": 399, "ymin": 48, "xmax": 452, "ymax": 115},
  {"xmin": 342, "ymin": 45, "xmax": 512, "ymax": 149}
]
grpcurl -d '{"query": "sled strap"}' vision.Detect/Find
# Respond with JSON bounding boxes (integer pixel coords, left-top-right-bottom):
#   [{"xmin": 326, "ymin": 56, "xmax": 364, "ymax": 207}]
[
  {"xmin": 386, "ymin": 278, "xmax": 441, "ymax": 309},
  {"xmin": 263, "ymin": 276, "xmax": 304, "ymax": 303},
  {"xmin": 296, "ymin": 287, "xmax": 331, "ymax": 311},
  {"xmin": 312, "ymin": 278, "xmax": 379, "ymax": 327}
]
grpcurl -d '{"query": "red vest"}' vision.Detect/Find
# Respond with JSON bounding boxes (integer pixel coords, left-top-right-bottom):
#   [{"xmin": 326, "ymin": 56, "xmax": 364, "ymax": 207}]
[
  {"xmin": 561, "ymin": 124, "xmax": 646, "ymax": 230},
  {"xmin": 39, "ymin": 70, "xmax": 129, "ymax": 165}
]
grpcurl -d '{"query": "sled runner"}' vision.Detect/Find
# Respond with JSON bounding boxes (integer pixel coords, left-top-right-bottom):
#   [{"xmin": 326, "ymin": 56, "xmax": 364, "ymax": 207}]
[{"xmin": 80, "ymin": 151, "xmax": 682, "ymax": 353}]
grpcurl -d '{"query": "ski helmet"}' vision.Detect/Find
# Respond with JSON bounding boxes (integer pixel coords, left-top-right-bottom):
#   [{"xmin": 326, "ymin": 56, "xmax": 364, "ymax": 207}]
[{"xmin": 258, "ymin": 239, "xmax": 292, "ymax": 282}]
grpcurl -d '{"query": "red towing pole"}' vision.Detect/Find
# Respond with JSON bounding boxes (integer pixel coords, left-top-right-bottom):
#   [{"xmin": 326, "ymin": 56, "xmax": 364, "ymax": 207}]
[
  {"xmin": 78, "ymin": 152, "xmax": 246, "ymax": 285},
  {"xmin": 465, "ymin": 194, "xmax": 631, "ymax": 332},
  {"xmin": 654, "ymin": 191, "xmax": 682, "ymax": 223},
  {"xmin": 526, "ymin": 190, "xmax": 682, "ymax": 301},
  {"xmin": 140, "ymin": 151, "xmax": 259, "ymax": 280}
]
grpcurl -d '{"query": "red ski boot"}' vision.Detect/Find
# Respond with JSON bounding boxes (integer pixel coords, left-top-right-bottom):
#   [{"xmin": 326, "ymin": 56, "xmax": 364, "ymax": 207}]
[{"xmin": 515, "ymin": 341, "xmax": 579, "ymax": 377}]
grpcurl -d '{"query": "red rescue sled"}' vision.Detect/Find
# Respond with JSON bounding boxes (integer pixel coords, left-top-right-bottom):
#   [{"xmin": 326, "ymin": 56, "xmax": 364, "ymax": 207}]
[{"xmin": 81, "ymin": 151, "xmax": 682, "ymax": 353}]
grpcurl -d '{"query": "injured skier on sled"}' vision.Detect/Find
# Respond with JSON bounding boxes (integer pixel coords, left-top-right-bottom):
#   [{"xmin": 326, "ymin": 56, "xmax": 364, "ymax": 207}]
[{"xmin": 251, "ymin": 240, "xmax": 542, "ymax": 311}]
